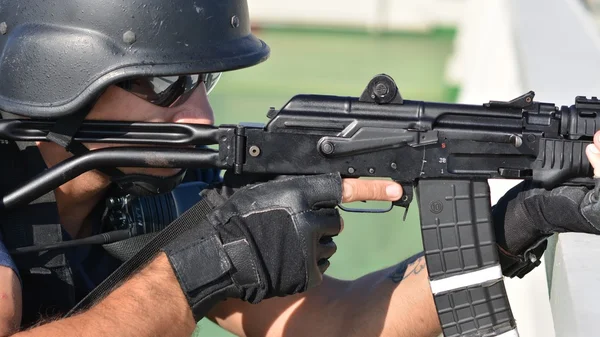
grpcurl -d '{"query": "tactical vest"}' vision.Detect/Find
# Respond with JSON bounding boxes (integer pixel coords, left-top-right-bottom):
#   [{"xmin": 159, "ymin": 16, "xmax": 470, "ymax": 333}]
[{"xmin": 0, "ymin": 140, "xmax": 77, "ymax": 328}]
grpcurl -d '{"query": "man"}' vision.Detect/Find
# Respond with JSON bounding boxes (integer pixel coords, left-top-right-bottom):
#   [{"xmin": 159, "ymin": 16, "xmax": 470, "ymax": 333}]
[
  {"xmin": 0, "ymin": 1, "xmax": 436, "ymax": 336},
  {"xmin": 0, "ymin": 1, "xmax": 600, "ymax": 337}
]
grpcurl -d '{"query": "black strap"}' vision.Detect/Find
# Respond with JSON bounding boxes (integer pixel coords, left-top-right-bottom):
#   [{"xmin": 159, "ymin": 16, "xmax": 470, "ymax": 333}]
[
  {"xmin": 45, "ymin": 105, "xmax": 125, "ymax": 178},
  {"xmin": 102, "ymin": 233, "xmax": 159, "ymax": 262},
  {"xmin": 45, "ymin": 105, "xmax": 90, "ymax": 151},
  {"xmin": 65, "ymin": 197, "xmax": 214, "ymax": 316}
]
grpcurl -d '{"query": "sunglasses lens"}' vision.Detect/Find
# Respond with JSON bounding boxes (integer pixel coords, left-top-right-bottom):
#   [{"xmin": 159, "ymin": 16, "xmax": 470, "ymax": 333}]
[
  {"xmin": 202, "ymin": 72, "xmax": 222, "ymax": 94},
  {"xmin": 117, "ymin": 73, "xmax": 222, "ymax": 107}
]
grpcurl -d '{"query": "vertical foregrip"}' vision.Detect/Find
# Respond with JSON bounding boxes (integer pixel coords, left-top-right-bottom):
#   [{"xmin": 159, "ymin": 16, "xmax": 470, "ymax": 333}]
[{"xmin": 417, "ymin": 179, "xmax": 518, "ymax": 337}]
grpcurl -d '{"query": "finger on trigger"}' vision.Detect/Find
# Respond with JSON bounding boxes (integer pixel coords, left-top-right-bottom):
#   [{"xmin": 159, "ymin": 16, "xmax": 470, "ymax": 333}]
[
  {"xmin": 586, "ymin": 143, "xmax": 600, "ymax": 177},
  {"xmin": 342, "ymin": 178, "xmax": 403, "ymax": 203}
]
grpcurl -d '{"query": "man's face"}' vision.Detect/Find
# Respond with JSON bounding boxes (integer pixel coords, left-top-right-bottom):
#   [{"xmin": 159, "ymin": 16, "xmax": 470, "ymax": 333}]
[{"xmin": 38, "ymin": 81, "xmax": 215, "ymax": 177}]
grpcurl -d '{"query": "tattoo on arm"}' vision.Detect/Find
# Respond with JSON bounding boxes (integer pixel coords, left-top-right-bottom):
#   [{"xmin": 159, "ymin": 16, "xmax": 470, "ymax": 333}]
[{"xmin": 389, "ymin": 256, "xmax": 426, "ymax": 283}]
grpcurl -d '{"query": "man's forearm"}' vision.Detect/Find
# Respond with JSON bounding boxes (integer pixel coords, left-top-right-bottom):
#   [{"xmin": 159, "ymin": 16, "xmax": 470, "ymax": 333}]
[
  {"xmin": 208, "ymin": 253, "xmax": 441, "ymax": 337},
  {"xmin": 336, "ymin": 254, "xmax": 441, "ymax": 337},
  {"xmin": 15, "ymin": 253, "xmax": 196, "ymax": 337}
]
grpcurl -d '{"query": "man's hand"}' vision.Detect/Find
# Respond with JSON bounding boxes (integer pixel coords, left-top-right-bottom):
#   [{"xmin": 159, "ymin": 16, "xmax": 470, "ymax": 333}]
[
  {"xmin": 493, "ymin": 130, "xmax": 600, "ymax": 277},
  {"xmin": 162, "ymin": 173, "xmax": 403, "ymax": 321},
  {"xmin": 204, "ymin": 178, "xmax": 443, "ymax": 337}
]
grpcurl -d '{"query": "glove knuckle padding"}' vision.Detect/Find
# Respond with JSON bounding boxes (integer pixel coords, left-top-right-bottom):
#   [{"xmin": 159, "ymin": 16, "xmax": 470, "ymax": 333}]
[
  {"xmin": 228, "ymin": 210, "xmax": 307, "ymax": 296},
  {"xmin": 215, "ymin": 203, "xmax": 343, "ymax": 293},
  {"xmin": 205, "ymin": 174, "xmax": 343, "ymax": 290}
]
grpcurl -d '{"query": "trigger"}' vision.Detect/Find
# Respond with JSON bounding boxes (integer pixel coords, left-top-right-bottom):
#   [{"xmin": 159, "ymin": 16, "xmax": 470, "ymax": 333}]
[
  {"xmin": 392, "ymin": 183, "xmax": 413, "ymax": 208},
  {"xmin": 392, "ymin": 182, "xmax": 413, "ymax": 220}
]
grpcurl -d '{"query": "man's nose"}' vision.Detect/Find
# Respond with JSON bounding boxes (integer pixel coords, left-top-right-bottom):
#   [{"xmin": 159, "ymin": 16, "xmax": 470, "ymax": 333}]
[{"xmin": 170, "ymin": 84, "xmax": 215, "ymax": 125}]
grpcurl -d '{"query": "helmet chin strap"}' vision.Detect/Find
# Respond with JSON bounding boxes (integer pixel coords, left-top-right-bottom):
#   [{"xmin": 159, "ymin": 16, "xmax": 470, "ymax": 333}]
[{"xmin": 45, "ymin": 100, "xmax": 187, "ymax": 197}]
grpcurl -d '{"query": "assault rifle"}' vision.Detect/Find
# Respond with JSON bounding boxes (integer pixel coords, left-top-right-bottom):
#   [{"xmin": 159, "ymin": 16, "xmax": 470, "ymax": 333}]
[{"xmin": 1, "ymin": 74, "xmax": 597, "ymax": 337}]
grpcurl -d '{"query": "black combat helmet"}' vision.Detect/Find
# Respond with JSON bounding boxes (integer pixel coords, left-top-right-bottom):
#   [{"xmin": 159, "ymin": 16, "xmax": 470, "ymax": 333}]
[
  {"xmin": 0, "ymin": 0, "xmax": 270, "ymax": 196},
  {"xmin": 0, "ymin": 0, "xmax": 270, "ymax": 118}
]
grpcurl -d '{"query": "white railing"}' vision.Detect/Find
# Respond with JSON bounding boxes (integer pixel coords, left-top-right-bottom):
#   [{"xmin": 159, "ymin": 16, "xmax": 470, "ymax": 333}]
[
  {"xmin": 510, "ymin": 1, "xmax": 600, "ymax": 336},
  {"xmin": 451, "ymin": 0, "xmax": 600, "ymax": 336}
]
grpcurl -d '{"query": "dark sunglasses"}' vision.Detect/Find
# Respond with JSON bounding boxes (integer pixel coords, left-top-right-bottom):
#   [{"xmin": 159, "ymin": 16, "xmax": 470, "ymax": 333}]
[{"xmin": 116, "ymin": 73, "xmax": 222, "ymax": 107}]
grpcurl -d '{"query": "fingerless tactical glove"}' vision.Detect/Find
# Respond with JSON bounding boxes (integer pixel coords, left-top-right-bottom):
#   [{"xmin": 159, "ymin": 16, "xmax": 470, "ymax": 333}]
[
  {"xmin": 163, "ymin": 173, "xmax": 343, "ymax": 321},
  {"xmin": 492, "ymin": 179, "xmax": 600, "ymax": 278}
]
